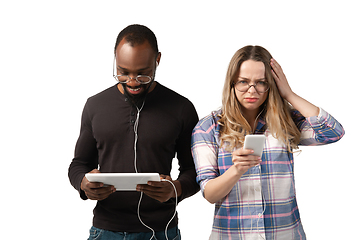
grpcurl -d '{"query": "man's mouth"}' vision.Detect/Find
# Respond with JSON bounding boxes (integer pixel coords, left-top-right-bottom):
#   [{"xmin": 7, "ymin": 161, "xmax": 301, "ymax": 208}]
[{"xmin": 126, "ymin": 86, "xmax": 142, "ymax": 94}]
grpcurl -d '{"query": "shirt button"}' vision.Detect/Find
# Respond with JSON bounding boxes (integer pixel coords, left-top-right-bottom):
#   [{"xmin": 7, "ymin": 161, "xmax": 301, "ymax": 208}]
[
  {"xmin": 130, "ymin": 119, "xmax": 135, "ymax": 123},
  {"xmin": 125, "ymin": 98, "xmax": 128, "ymax": 102}
]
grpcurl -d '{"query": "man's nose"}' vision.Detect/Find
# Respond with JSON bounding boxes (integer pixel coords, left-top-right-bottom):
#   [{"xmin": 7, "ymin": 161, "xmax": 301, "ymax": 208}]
[{"xmin": 127, "ymin": 75, "xmax": 140, "ymax": 85}]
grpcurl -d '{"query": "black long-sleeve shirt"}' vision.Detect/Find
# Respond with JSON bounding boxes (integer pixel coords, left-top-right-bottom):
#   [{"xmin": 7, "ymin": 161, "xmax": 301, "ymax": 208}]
[{"xmin": 68, "ymin": 83, "xmax": 199, "ymax": 232}]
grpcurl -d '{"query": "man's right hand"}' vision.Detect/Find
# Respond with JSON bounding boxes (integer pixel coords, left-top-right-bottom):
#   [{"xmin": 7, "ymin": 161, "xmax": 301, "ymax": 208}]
[{"xmin": 81, "ymin": 169, "xmax": 116, "ymax": 200}]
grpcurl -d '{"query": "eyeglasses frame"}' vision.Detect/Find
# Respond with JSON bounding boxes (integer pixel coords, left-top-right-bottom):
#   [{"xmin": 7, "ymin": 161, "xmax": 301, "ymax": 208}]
[
  {"xmin": 112, "ymin": 55, "xmax": 154, "ymax": 85},
  {"xmin": 233, "ymin": 80, "xmax": 270, "ymax": 93}
]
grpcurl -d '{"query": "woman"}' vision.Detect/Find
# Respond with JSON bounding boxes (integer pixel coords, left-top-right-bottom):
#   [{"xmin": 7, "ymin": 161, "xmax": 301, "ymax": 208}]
[{"xmin": 191, "ymin": 45, "xmax": 345, "ymax": 239}]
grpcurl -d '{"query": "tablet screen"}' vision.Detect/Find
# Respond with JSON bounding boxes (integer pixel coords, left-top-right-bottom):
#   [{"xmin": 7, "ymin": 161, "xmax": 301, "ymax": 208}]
[{"xmin": 85, "ymin": 173, "xmax": 160, "ymax": 191}]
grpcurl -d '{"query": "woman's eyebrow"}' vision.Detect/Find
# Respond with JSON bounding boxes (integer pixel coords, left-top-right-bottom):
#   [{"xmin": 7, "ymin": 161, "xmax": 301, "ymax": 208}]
[{"xmin": 238, "ymin": 77, "xmax": 266, "ymax": 81}]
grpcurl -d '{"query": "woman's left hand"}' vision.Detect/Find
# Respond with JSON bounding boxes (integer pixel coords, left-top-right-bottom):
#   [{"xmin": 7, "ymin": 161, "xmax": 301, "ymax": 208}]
[
  {"xmin": 270, "ymin": 58, "xmax": 319, "ymax": 117},
  {"xmin": 270, "ymin": 58, "xmax": 294, "ymax": 100}
]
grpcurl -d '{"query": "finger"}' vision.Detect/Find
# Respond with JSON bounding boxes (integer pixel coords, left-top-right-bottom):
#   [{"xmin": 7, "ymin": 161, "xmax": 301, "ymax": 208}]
[
  {"xmin": 233, "ymin": 156, "xmax": 261, "ymax": 165},
  {"xmin": 137, "ymin": 182, "xmax": 166, "ymax": 192},
  {"xmin": 235, "ymin": 157, "xmax": 261, "ymax": 164},
  {"xmin": 159, "ymin": 174, "xmax": 172, "ymax": 181},
  {"xmin": 141, "ymin": 191, "xmax": 166, "ymax": 202},
  {"xmin": 139, "ymin": 186, "xmax": 166, "ymax": 196},
  {"xmin": 86, "ymin": 186, "xmax": 115, "ymax": 200},
  {"xmin": 233, "ymin": 148, "xmax": 254, "ymax": 155},
  {"xmin": 233, "ymin": 154, "xmax": 261, "ymax": 161},
  {"xmin": 91, "ymin": 185, "xmax": 114, "ymax": 193},
  {"xmin": 233, "ymin": 159, "xmax": 261, "ymax": 167},
  {"xmin": 270, "ymin": 58, "xmax": 281, "ymax": 70},
  {"xmin": 271, "ymin": 68, "xmax": 279, "ymax": 80},
  {"xmin": 86, "ymin": 181, "xmax": 104, "ymax": 189},
  {"xmin": 138, "ymin": 185, "xmax": 172, "ymax": 203},
  {"xmin": 89, "ymin": 169, "xmax": 101, "ymax": 174},
  {"xmin": 87, "ymin": 192, "xmax": 112, "ymax": 201},
  {"xmin": 270, "ymin": 59, "xmax": 284, "ymax": 78},
  {"xmin": 83, "ymin": 169, "xmax": 103, "ymax": 190}
]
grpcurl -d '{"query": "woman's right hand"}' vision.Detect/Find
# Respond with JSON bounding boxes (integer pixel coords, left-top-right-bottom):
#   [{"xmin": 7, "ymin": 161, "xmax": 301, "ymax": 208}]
[
  {"xmin": 232, "ymin": 148, "xmax": 262, "ymax": 176},
  {"xmin": 203, "ymin": 148, "xmax": 262, "ymax": 204}
]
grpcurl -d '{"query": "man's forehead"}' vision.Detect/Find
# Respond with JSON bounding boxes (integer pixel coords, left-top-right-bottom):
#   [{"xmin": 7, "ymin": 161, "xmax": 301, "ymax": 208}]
[{"xmin": 116, "ymin": 38, "xmax": 154, "ymax": 54}]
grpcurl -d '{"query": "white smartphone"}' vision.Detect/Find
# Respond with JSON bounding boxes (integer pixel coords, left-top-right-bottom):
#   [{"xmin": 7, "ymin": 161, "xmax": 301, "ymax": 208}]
[{"xmin": 243, "ymin": 135, "xmax": 266, "ymax": 157}]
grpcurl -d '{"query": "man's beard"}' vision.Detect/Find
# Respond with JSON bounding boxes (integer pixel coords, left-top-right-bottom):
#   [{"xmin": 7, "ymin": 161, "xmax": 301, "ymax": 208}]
[{"xmin": 122, "ymin": 80, "xmax": 154, "ymax": 109}]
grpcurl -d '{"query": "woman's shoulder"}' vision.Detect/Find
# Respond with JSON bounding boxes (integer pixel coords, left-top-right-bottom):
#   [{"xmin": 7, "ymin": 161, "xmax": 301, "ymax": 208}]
[{"xmin": 194, "ymin": 108, "xmax": 222, "ymax": 131}]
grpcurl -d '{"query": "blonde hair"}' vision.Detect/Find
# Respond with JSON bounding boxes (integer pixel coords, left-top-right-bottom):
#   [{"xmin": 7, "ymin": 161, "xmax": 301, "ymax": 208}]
[{"xmin": 219, "ymin": 45, "xmax": 301, "ymax": 152}]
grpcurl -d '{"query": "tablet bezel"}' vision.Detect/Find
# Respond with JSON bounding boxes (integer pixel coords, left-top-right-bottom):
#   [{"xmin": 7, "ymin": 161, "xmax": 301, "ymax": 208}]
[{"xmin": 85, "ymin": 173, "xmax": 161, "ymax": 191}]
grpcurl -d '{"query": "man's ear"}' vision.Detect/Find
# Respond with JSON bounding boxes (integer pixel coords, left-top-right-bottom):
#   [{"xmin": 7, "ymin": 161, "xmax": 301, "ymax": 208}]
[{"xmin": 156, "ymin": 52, "xmax": 161, "ymax": 66}]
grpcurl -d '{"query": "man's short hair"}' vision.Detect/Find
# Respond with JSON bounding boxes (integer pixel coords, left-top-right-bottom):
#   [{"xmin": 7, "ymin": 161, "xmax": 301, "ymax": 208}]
[{"xmin": 114, "ymin": 24, "xmax": 159, "ymax": 54}]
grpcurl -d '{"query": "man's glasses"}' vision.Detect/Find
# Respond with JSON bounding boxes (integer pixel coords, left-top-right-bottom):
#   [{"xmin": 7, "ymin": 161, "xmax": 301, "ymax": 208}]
[
  {"xmin": 234, "ymin": 80, "xmax": 270, "ymax": 93},
  {"xmin": 113, "ymin": 74, "xmax": 153, "ymax": 84},
  {"xmin": 112, "ymin": 56, "xmax": 153, "ymax": 84}
]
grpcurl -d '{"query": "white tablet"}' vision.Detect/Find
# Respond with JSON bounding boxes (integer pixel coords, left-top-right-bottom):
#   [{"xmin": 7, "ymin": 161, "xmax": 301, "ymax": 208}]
[{"xmin": 85, "ymin": 173, "xmax": 161, "ymax": 191}]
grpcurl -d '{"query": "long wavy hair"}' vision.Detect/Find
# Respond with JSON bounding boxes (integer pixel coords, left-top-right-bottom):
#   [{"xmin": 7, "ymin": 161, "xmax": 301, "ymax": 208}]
[{"xmin": 218, "ymin": 45, "xmax": 301, "ymax": 152}]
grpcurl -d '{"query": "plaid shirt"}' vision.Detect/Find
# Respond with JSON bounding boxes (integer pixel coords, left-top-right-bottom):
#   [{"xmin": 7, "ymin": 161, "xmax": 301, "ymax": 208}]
[{"xmin": 191, "ymin": 108, "xmax": 344, "ymax": 240}]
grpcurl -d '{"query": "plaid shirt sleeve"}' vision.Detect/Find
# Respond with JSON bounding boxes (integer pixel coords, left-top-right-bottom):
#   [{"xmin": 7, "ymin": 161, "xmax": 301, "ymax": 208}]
[
  {"xmin": 191, "ymin": 110, "xmax": 220, "ymax": 194},
  {"xmin": 191, "ymin": 108, "xmax": 345, "ymax": 239},
  {"xmin": 293, "ymin": 107, "xmax": 345, "ymax": 146}
]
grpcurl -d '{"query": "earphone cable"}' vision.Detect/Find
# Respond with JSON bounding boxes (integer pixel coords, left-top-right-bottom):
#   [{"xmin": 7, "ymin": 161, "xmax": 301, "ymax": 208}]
[{"xmin": 132, "ymin": 99, "xmax": 177, "ymax": 240}]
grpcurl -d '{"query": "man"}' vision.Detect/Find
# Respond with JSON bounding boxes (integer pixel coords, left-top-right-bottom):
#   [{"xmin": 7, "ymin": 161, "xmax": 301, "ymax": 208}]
[{"xmin": 68, "ymin": 24, "xmax": 199, "ymax": 239}]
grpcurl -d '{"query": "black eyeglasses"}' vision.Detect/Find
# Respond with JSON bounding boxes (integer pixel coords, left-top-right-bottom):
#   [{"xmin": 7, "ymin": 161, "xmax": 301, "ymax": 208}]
[{"xmin": 234, "ymin": 80, "xmax": 270, "ymax": 93}]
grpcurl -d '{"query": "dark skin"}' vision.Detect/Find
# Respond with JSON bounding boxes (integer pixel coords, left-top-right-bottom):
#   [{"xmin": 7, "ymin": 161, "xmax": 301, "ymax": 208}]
[
  {"xmin": 81, "ymin": 169, "xmax": 115, "ymax": 201},
  {"xmin": 80, "ymin": 39, "xmax": 182, "ymax": 202}
]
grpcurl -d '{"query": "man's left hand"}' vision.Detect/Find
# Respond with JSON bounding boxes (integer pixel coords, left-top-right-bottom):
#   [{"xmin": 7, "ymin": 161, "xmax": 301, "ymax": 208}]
[{"xmin": 136, "ymin": 175, "xmax": 181, "ymax": 202}]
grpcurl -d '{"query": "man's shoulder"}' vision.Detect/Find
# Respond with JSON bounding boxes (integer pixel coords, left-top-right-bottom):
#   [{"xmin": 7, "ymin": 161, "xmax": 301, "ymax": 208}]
[
  {"xmin": 86, "ymin": 85, "xmax": 119, "ymax": 103},
  {"xmin": 155, "ymin": 83, "xmax": 193, "ymax": 104},
  {"xmin": 154, "ymin": 83, "xmax": 198, "ymax": 121},
  {"xmin": 89, "ymin": 84, "xmax": 117, "ymax": 98}
]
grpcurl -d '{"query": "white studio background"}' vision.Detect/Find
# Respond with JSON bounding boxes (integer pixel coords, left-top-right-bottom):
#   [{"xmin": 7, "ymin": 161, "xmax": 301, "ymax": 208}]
[{"xmin": 1, "ymin": 1, "xmax": 358, "ymax": 239}]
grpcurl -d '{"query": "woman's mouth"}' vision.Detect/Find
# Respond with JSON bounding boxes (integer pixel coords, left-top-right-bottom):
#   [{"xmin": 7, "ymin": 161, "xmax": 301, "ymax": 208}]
[{"xmin": 245, "ymin": 98, "xmax": 258, "ymax": 103}]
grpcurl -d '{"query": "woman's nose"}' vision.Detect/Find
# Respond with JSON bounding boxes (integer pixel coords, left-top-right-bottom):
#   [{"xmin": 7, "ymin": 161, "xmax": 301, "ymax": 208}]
[{"xmin": 247, "ymin": 85, "xmax": 257, "ymax": 93}]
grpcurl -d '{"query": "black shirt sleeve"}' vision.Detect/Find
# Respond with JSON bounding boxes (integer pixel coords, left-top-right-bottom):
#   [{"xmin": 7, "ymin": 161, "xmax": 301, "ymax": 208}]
[
  {"xmin": 174, "ymin": 99, "xmax": 200, "ymax": 201},
  {"xmin": 68, "ymin": 100, "xmax": 98, "ymax": 200}
]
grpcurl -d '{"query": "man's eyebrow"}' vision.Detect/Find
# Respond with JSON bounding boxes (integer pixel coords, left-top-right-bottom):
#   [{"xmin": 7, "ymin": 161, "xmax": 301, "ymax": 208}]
[{"xmin": 117, "ymin": 66, "xmax": 151, "ymax": 72}]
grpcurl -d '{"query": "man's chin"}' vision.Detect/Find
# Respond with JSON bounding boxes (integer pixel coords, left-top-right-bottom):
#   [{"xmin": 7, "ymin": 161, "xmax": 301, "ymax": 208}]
[{"xmin": 123, "ymin": 85, "xmax": 147, "ymax": 102}]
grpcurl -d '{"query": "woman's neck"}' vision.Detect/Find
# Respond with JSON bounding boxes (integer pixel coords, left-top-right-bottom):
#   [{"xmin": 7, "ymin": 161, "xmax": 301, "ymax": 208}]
[{"xmin": 241, "ymin": 107, "xmax": 263, "ymax": 133}]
